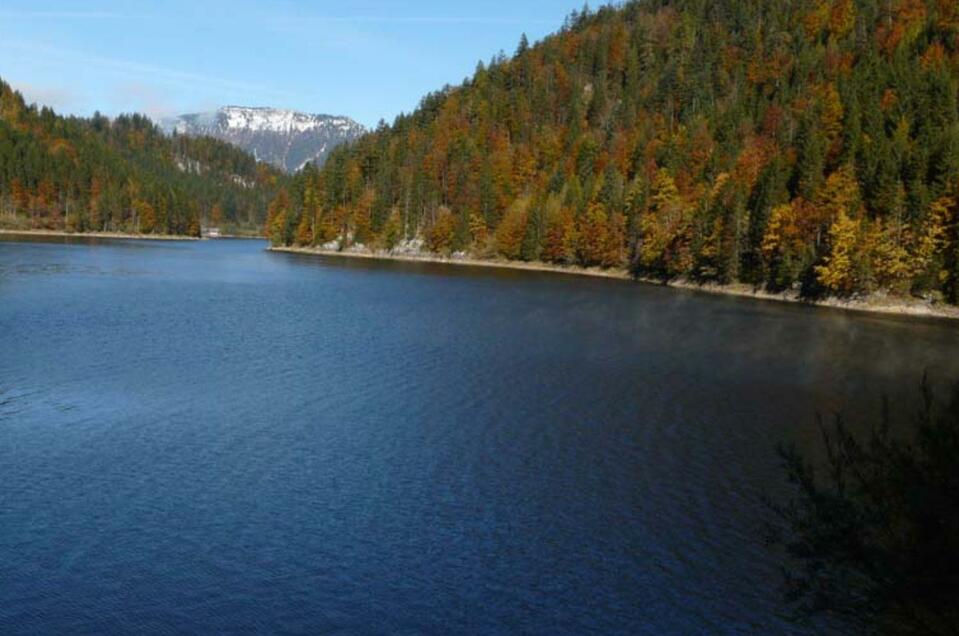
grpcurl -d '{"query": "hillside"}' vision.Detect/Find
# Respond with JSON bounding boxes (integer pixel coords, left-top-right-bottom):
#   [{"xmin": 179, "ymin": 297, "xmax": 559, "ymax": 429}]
[
  {"xmin": 0, "ymin": 79, "xmax": 283, "ymax": 237},
  {"xmin": 271, "ymin": 0, "xmax": 959, "ymax": 303},
  {"xmin": 162, "ymin": 107, "xmax": 365, "ymax": 173}
]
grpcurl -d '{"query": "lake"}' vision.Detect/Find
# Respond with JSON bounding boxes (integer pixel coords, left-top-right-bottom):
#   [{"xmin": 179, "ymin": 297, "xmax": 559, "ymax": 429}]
[{"xmin": 2, "ymin": 234, "xmax": 958, "ymax": 634}]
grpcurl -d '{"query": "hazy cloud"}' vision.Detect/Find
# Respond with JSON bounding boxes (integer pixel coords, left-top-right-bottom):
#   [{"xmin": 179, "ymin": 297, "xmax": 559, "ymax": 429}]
[
  {"xmin": 0, "ymin": 40, "xmax": 293, "ymax": 100},
  {"xmin": 272, "ymin": 15, "xmax": 554, "ymax": 25},
  {"xmin": 110, "ymin": 82, "xmax": 176, "ymax": 120},
  {"xmin": 15, "ymin": 82, "xmax": 80, "ymax": 111}
]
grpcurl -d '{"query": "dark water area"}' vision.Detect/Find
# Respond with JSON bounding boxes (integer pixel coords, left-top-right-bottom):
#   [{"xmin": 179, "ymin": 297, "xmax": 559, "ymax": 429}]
[{"xmin": 2, "ymin": 234, "xmax": 957, "ymax": 634}]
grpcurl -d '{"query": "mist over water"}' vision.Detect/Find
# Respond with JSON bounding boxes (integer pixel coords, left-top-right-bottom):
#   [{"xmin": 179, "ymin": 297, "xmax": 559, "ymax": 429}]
[{"xmin": 2, "ymin": 235, "xmax": 957, "ymax": 634}]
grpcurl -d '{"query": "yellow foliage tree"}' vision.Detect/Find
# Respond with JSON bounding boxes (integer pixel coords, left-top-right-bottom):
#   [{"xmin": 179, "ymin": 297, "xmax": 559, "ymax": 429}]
[
  {"xmin": 820, "ymin": 84, "xmax": 844, "ymax": 159},
  {"xmin": 639, "ymin": 169, "xmax": 688, "ymax": 274},
  {"xmin": 816, "ymin": 210, "xmax": 862, "ymax": 294},
  {"xmin": 468, "ymin": 212, "xmax": 488, "ymax": 246},
  {"xmin": 912, "ymin": 196, "xmax": 956, "ymax": 282},
  {"xmin": 817, "ymin": 164, "xmax": 861, "ymax": 223},
  {"xmin": 494, "ymin": 198, "xmax": 530, "ymax": 260},
  {"xmin": 265, "ymin": 189, "xmax": 290, "ymax": 245},
  {"xmin": 866, "ymin": 220, "xmax": 912, "ymax": 291}
]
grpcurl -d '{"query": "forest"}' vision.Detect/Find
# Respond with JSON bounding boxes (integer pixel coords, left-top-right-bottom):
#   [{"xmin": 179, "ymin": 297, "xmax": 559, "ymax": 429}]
[
  {"xmin": 0, "ymin": 78, "xmax": 281, "ymax": 236},
  {"xmin": 271, "ymin": 0, "xmax": 959, "ymax": 302}
]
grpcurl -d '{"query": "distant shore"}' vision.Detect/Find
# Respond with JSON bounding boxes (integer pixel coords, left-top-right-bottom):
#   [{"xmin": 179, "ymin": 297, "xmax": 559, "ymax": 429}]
[
  {"xmin": 0, "ymin": 229, "xmax": 201, "ymax": 241},
  {"xmin": 271, "ymin": 245, "xmax": 959, "ymax": 321},
  {"xmin": 211, "ymin": 233, "xmax": 267, "ymax": 240}
]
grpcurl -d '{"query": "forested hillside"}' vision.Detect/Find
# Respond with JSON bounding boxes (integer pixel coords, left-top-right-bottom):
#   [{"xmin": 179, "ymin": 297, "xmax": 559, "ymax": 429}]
[
  {"xmin": 272, "ymin": 0, "xmax": 959, "ymax": 302},
  {"xmin": 0, "ymin": 78, "xmax": 281, "ymax": 236}
]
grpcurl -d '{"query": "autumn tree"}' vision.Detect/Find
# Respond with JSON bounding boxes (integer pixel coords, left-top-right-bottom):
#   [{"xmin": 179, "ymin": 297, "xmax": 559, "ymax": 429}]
[
  {"xmin": 427, "ymin": 206, "xmax": 456, "ymax": 254},
  {"xmin": 352, "ymin": 187, "xmax": 375, "ymax": 246},
  {"xmin": 210, "ymin": 203, "xmax": 223, "ymax": 228},
  {"xmin": 816, "ymin": 210, "xmax": 863, "ymax": 295},
  {"xmin": 295, "ymin": 209, "xmax": 313, "ymax": 246},
  {"xmin": 266, "ymin": 189, "xmax": 291, "ymax": 246},
  {"xmin": 468, "ymin": 212, "xmax": 489, "ymax": 247},
  {"xmin": 381, "ymin": 209, "xmax": 403, "ymax": 250},
  {"xmin": 638, "ymin": 169, "xmax": 688, "ymax": 276},
  {"xmin": 136, "ymin": 200, "xmax": 157, "ymax": 234},
  {"xmin": 912, "ymin": 194, "xmax": 957, "ymax": 295},
  {"xmin": 577, "ymin": 202, "xmax": 609, "ymax": 266},
  {"xmin": 542, "ymin": 197, "xmax": 578, "ymax": 264},
  {"xmin": 494, "ymin": 198, "xmax": 530, "ymax": 260},
  {"xmin": 602, "ymin": 211, "xmax": 626, "ymax": 268}
]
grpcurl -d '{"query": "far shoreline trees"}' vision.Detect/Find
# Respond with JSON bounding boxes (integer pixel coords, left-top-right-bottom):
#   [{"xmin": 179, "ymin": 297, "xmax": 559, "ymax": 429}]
[{"xmin": 0, "ymin": 79, "xmax": 281, "ymax": 237}]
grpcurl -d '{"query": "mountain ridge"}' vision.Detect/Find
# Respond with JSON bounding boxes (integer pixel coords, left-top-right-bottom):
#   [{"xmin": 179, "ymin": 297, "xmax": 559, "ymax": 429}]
[{"xmin": 162, "ymin": 106, "xmax": 365, "ymax": 173}]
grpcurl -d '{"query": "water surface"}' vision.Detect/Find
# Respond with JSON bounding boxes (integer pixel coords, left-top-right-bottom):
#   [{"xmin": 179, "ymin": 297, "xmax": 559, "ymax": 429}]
[{"xmin": 2, "ymin": 235, "xmax": 957, "ymax": 634}]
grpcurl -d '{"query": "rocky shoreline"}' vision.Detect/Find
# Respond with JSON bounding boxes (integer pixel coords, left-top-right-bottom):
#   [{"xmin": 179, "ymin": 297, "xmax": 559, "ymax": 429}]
[{"xmin": 270, "ymin": 244, "xmax": 959, "ymax": 322}]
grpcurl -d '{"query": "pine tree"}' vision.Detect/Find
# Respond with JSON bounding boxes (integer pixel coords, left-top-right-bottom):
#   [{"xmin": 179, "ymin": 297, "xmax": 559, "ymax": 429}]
[{"xmin": 793, "ymin": 113, "xmax": 827, "ymax": 201}]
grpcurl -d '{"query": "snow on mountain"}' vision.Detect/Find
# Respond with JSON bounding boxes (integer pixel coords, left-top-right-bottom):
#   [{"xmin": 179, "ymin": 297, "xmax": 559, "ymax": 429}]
[{"xmin": 161, "ymin": 106, "xmax": 365, "ymax": 173}]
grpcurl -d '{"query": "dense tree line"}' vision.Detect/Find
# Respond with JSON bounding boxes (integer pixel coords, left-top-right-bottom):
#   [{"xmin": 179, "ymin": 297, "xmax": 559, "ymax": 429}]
[
  {"xmin": 271, "ymin": 0, "xmax": 959, "ymax": 302},
  {"xmin": 0, "ymin": 78, "xmax": 281, "ymax": 236}
]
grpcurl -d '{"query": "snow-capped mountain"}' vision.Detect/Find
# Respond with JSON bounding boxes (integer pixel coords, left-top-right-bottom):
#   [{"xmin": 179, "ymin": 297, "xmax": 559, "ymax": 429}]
[{"xmin": 161, "ymin": 107, "xmax": 366, "ymax": 173}]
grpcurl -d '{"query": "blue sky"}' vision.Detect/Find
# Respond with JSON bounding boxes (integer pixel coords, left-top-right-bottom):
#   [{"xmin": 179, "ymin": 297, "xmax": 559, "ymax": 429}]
[{"xmin": 0, "ymin": 0, "xmax": 584, "ymax": 127}]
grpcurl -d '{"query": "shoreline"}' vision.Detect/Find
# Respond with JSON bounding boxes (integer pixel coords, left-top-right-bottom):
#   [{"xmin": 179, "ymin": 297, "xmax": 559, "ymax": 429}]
[
  {"xmin": 0, "ymin": 228, "xmax": 202, "ymax": 241},
  {"xmin": 212, "ymin": 234, "xmax": 266, "ymax": 240},
  {"xmin": 271, "ymin": 245, "xmax": 959, "ymax": 322}
]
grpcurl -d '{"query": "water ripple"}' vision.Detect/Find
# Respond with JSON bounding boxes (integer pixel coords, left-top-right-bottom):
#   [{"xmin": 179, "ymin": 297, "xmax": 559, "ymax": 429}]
[{"xmin": 1, "ymin": 237, "xmax": 953, "ymax": 634}]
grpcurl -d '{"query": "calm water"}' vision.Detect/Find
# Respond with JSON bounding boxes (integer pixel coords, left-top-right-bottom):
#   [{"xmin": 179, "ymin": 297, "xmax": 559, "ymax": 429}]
[{"xmin": 2, "ymin": 235, "xmax": 958, "ymax": 634}]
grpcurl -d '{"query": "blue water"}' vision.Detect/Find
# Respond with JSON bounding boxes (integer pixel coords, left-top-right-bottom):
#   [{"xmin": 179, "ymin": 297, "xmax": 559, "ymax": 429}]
[{"xmin": 2, "ymin": 235, "xmax": 957, "ymax": 634}]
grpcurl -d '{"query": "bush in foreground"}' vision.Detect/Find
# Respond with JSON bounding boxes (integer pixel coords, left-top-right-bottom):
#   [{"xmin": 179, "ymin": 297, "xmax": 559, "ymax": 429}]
[{"xmin": 768, "ymin": 379, "xmax": 959, "ymax": 635}]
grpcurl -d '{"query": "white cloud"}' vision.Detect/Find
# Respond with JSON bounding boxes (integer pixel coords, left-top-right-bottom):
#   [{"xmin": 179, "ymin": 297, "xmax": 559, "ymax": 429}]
[{"xmin": 14, "ymin": 82, "xmax": 79, "ymax": 111}]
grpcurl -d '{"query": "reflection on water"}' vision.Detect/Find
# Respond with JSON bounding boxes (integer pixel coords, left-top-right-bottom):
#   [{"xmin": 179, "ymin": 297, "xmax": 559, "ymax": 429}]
[{"xmin": 1, "ymin": 234, "xmax": 957, "ymax": 634}]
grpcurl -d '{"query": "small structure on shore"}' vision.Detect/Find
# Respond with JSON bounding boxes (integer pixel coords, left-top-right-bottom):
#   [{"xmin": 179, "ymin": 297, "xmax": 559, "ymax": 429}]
[{"xmin": 203, "ymin": 227, "xmax": 221, "ymax": 239}]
